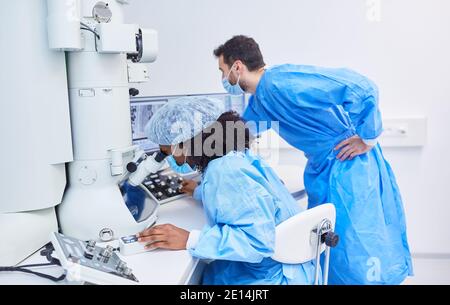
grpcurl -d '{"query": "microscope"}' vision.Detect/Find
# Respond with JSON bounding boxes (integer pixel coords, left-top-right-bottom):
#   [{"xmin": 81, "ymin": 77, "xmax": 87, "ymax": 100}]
[
  {"xmin": 1, "ymin": 0, "xmax": 164, "ymax": 266},
  {"xmin": 53, "ymin": 0, "xmax": 166, "ymax": 242}
]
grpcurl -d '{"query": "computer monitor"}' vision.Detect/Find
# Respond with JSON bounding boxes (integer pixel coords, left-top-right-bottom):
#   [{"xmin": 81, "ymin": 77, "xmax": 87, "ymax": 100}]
[
  {"xmin": 130, "ymin": 97, "xmax": 168, "ymax": 153},
  {"xmin": 200, "ymin": 93, "xmax": 247, "ymax": 115},
  {"xmin": 130, "ymin": 93, "xmax": 247, "ymax": 153}
]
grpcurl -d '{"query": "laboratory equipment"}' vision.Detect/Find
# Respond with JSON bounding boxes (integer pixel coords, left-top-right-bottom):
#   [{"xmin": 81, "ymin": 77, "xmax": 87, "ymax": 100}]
[
  {"xmin": 119, "ymin": 235, "xmax": 152, "ymax": 256},
  {"xmin": 53, "ymin": 0, "xmax": 160, "ymax": 242},
  {"xmin": 50, "ymin": 232, "xmax": 139, "ymax": 285},
  {"xmin": 141, "ymin": 171, "xmax": 190, "ymax": 205},
  {"xmin": 127, "ymin": 151, "xmax": 168, "ymax": 187},
  {"xmin": 120, "ymin": 181, "xmax": 159, "ymax": 224},
  {"xmin": 1, "ymin": 0, "xmax": 73, "ymax": 266},
  {"xmin": 130, "ymin": 98, "xmax": 168, "ymax": 152},
  {"xmin": 1, "ymin": 0, "xmax": 160, "ymax": 266}
]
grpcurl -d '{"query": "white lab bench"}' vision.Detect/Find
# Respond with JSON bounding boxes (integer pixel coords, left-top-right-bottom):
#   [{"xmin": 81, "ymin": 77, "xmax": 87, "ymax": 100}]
[
  {"xmin": 117, "ymin": 198, "xmax": 207, "ymax": 285},
  {"xmin": 0, "ymin": 165, "xmax": 305, "ymax": 285},
  {"xmin": 0, "ymin": 198, "xmax": 206, "ymax": 285}
]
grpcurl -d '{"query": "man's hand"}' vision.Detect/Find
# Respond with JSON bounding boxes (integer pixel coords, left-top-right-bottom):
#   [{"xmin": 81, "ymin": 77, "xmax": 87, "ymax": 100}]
[
  {"xmin": 334, "ymin": 135, "xmax": 374, "ymax": 161},
  {"xmin": 181, "ymin": 180, "xmax": 198, "ymax": 197},
  {"xmin": 137, "ymin": 224, "xmax": 189, "ymax": 250}
]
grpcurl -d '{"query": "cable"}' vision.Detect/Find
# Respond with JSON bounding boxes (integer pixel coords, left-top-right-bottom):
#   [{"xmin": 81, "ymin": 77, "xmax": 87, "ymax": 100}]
[
  {"xmin": 80, "ymin": 22, "xmax": 100, "ymax": 51},
  {"xmin": 0, "ymin": 243, "xmax": 66, "ymax": 283},
  {"xmin": 81, "ymin": 27, "xmax": 100, "ymax": 39},
  {"xmin": 80, "ymin": 21, "xmax": 93, "ymax": 29},
  {"xmin": 80, "ymin": 21, "xmax": 100, "ymax": 39},
  {"xmin": 0, "ymin": 266, "xmax": 66, "ymax": 282}
]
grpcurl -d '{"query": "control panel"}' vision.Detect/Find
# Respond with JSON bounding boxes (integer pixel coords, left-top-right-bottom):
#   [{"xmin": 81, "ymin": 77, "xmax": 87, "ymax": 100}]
[
  {"xmin": 142, "ymin": 171, "xmax": 188, "ymax": 205},
  {"xmin": 50, "ymin": 232, "xmax": 139, "ymax": 285}
]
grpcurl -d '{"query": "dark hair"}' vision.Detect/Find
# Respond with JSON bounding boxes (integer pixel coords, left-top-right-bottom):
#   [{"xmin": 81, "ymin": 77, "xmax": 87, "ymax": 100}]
[
  {"xmin": 183, "ymin": 111, "xmax": 255, "ymax": 172},
  {"xmin": 213, "ymin": 35, "xmax": 265, "ymax": 71}
]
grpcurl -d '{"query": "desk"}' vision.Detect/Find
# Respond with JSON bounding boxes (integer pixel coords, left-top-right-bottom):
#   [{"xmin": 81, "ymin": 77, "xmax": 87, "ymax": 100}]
[
  {"xmin": 0, "ymin": 165, "xmax": 305, "ymax": 285},
  {"xmin": 0, "ymin": 199, "xmax": 206, "ymax": 285}
]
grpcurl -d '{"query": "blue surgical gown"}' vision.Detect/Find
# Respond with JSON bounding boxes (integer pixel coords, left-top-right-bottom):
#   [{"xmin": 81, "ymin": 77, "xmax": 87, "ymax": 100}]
[
  {"xmin": 189, "ymin": 150, "xmax": 317, "ymax": 285},
  {"xmin": 243, "ymin": 64, "xmax": 413, "ymax": 285}
]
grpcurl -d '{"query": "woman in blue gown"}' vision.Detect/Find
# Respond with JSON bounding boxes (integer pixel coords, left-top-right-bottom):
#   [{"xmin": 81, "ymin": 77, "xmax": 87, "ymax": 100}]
[{"xmin": 139, "ymin": 97, "xmax": 317, "ymax": 285}]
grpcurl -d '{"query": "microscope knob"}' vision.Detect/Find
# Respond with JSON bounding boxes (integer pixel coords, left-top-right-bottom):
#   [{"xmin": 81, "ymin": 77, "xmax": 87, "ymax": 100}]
[
  {"xmin": 123, "ymin": 267, "xmax": 133, "ymax": 277},
  {"xmin": 86, "ymin": 240, "xmax": 96, "ymax": 251},
  {"xmin": 84, "ymin": 251, "xmax": 94, "ymax": 260},
  {"xmin": 101, "ymin": 246, "xmax": 114, "ymax": 257},
  {"xmin": 129, "ymin": 88, "xmax": 140, "ymax": 97},
  {"xmin": 84, "ymin": 240, "xmax": 96, "ymax": 259},
  {"xmin": 126, "ymin": 162, "xmax": 138, "ymax": 173},
  {"xmin": 99, "ymin": 245, "xmax": 114, "ymax": 263},
  {"xmin": 116, "ymin": 261, "xmax": 127, "ymax": 273}
]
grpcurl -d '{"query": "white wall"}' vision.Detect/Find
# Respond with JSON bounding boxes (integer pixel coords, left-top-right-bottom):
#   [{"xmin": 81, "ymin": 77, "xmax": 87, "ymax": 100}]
[{"xmin": 124, "ymin": 0, "xmax": 450, "ymax": 255}]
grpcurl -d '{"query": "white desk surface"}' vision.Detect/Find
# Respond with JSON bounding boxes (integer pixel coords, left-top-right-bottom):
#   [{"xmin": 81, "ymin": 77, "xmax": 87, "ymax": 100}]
[
  {"xmin": 0, "ymin": 165, "xmax": 305, "ymax": 285},
  {"xmin": 117, "ymin": 198, "xmax": 206, "ymax": 285},
  {"xmin": 0, "ymin": 199, "xmax": 205, "ymax": 285}
]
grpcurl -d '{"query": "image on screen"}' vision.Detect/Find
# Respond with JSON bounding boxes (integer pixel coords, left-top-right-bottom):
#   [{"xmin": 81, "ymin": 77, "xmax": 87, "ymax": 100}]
[
  {"xmin": 130, "ymin": 99, "xmax": 168, "ymax": 152},
  {"xmin": 130, "ymin": 94, "xmax": 247, "ymax": 153}
]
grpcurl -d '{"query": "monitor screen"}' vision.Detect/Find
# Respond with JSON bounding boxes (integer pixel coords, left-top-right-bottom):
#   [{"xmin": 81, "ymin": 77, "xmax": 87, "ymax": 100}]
[
  {"xmin": 130, "ymin": 98, "xmax": 168, "ymax": 153},
  {"xmin": 202, "ymin": 93, "xmax": 247, "ymax": 115},
  {"xmin": 130, "ymin": 93, "xmax": 247, "ymax": 153}
]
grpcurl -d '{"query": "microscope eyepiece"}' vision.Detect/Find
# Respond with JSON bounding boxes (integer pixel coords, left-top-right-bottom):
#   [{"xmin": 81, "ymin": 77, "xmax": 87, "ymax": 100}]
[{"xmin": 154, "ymin": 151, "xmax": 168, "ymax": 163}]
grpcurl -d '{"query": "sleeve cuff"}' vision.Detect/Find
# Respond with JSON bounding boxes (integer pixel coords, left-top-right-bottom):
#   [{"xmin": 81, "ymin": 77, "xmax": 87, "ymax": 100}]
[
  {"xmin": 362, "ymin": 137, "xmax": 379, "ymax": 146},
  {"xmin": 192, "ymin": 186, "xmax": 202, "ymax": 202},
  {"xmin": 186, "ymin": 230, "xmax": 201, "ymax": 250}
]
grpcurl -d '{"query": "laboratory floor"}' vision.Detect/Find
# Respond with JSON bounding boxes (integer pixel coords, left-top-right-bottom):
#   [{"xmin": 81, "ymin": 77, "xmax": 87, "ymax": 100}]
[{"xmin": 403, "ymin": 256, "xmax": 450, "ymax": 285}]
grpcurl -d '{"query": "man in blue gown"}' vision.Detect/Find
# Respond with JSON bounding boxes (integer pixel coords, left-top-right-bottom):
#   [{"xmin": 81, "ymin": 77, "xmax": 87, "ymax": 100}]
[{"xmin": 213, "ymin": 35, "xmax": 413, "ymax": 285}]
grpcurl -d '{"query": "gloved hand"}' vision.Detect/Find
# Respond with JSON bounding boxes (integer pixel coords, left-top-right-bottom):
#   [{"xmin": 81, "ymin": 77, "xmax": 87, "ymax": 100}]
[{"xmin": 334, "ymin": 135, "xmax": 374, "ymax": 161}]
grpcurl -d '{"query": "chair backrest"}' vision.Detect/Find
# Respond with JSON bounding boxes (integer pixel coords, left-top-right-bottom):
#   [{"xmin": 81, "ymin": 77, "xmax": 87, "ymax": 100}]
[{"xmin": 272, "ymin": 203, "xmax": 336, "ymax": 264}]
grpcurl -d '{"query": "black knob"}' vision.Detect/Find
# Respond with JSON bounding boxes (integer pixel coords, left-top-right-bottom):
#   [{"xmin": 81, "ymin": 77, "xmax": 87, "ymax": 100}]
[
  {"xmin": 129, "ymin": 88, "xmax": 140, "ymax": 97},
  {"xmin": 154, "ymin": 151, "xmax": 168, "ymax": 162},
  {"xmin": 322, "ymin": 232, "xmax": 339, "ymax": 248},
  {"xmin": 84, "ymin": 251, "xmax": 94, "ymax": 260},
  {"xmin": 127, "ymin": 162, "xmax": 138, "ymax": 173}
]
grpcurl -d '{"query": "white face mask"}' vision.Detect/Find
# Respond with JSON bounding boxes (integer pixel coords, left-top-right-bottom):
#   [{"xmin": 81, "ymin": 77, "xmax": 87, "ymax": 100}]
[{"xmin": 222, "ymin": 63, "xmax": 245, "ymax": 95}]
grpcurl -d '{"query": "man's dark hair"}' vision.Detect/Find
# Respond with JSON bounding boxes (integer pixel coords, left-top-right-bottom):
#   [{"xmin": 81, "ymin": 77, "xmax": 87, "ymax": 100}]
[
  {"xmin": 183, "ymin": 111, "xmax": 255, "ymax": 172},
  {"xmin": 214, "ymin": 35, "xmax": 265, "ymax": 71}
]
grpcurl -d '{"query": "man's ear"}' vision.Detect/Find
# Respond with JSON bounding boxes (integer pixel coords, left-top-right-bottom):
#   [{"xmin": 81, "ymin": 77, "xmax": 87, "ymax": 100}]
[{"xmin": 234, "ymin": 60, "xmax": 244, "ymax": 72}]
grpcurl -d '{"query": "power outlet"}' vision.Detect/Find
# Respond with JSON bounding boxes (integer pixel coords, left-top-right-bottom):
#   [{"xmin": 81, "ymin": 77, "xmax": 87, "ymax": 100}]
[{"xmin": 379, "ymin": 117, "xmax": 427, "ymax": 147}]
